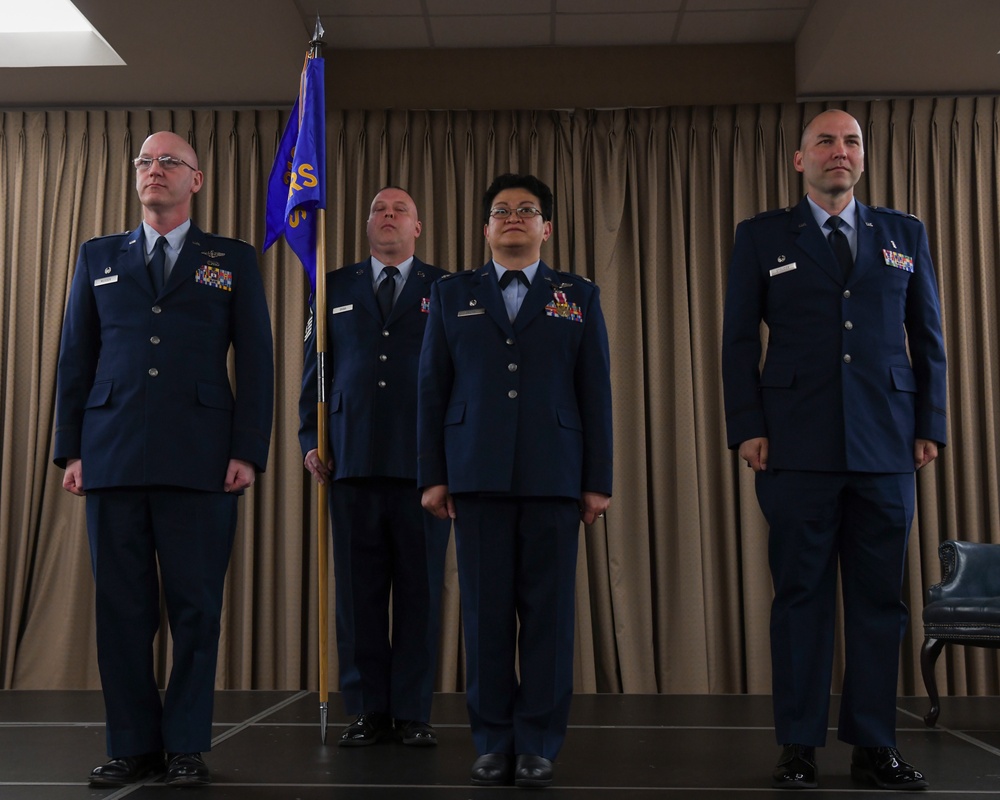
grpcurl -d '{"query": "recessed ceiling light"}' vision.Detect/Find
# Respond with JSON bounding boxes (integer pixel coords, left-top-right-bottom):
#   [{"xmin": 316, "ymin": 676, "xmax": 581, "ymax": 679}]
[
  {"xmin": 0, "ymin": 0, "xmax": 123, "ymax": 67},
  {"xmin": 0, "ymin": 0, "xmax": 91, "ymax": 33}
]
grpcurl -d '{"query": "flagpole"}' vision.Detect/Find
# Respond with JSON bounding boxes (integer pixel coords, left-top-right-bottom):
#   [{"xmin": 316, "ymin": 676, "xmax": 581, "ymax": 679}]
[{"xmin": 307, "ymin": 16, "xmax": 330, "ymax": 745}]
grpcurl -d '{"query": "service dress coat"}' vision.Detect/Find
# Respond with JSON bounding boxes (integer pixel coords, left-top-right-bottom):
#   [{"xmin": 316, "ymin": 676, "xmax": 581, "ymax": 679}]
[
  {"xmin": 299, "ymin": 257, "xmax": 451, "ymax": 722},
  {"xmin": 417, "ymin": 261, "xmax": 613, "ymax": 498},
  {"xmin": 722, "ymin": 197, "xmax": 947, "ymax": 472},
  {"xmin": 299, "ymin": 257, "xmax": 447, "ymax": 479},
  {"xmin": 54, "ymin": 224, "xmax": 273, "ymax": 483}
]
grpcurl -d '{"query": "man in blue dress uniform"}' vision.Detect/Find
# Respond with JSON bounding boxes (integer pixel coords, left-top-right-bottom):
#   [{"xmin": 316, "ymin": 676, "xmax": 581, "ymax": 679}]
[
  {"xmin": 722, "ymin": 110, "xmax": 946, "ymax": 791},
  {"xmin": 418, "ymin": 173, "xmax": 613, "ymax": 788},
  {"xmin": 299, "ymin": 187, "xmax": 451, "ymax": 747},
  {"xmin": 54, "ymin": 131, "xmax": 274, "ymax": 787}
]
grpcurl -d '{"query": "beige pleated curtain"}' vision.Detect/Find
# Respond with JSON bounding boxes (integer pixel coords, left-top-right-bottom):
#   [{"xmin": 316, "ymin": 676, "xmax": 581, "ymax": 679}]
[{"xmin": 1, "ymin": 98, "xmax": 999, "ymax": 699}]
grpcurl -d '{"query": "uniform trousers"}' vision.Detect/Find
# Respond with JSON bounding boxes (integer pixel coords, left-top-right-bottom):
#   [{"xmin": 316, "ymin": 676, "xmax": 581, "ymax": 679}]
[
  {"xmin": 756, "ymin": 469, "xmax": 915, "ymax": 747},
  {"xmin": 329, "ymin": 477, "xmax": 450, "ymax": 721},
  {"xmin": 86, "ymin": 488, "xmax": 238, "ymax": 757},
  {"xmin": 453, "ymin": 495, "xmax": 580, "ymax": 760}
]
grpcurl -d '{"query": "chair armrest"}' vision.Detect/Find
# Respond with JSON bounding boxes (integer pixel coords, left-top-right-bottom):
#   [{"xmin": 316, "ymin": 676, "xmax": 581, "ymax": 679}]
[{"xmin": 927, "ymin": 540, "xmax": 1000, "ymax": 602}]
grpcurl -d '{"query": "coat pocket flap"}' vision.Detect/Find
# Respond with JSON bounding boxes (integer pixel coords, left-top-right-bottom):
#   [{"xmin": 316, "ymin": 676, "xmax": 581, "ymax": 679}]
[{"xmin": 197, "ymin": 381, "xmax": 234, "ymax": 410}]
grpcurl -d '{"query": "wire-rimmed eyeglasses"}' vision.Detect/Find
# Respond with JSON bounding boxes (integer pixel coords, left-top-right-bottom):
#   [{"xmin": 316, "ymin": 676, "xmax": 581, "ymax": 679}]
[
  {"xmin": 489, "ymin": 206, "xmax": 543, "ymax": 220},
  {"xmin": 133, "ymin": 155, "xmax": 197, "ymax": 171}
]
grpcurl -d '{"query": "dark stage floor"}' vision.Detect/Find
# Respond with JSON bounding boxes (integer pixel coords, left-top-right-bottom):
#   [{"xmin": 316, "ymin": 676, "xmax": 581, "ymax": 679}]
[{"xmin": 1, "ymin": 691, "xmax": 999, "ymax": 797}]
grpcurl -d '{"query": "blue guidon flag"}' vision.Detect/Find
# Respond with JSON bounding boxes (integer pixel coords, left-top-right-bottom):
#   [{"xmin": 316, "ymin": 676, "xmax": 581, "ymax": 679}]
[{"xmin": 263, "ymin": 55, "xmax": 326, "ymax": 292}]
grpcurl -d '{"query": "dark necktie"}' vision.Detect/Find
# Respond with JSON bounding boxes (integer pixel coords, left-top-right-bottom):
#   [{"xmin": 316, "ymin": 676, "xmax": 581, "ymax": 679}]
[
  {"xmin": 826, "ymin": 215, "xmax": 854, "ymax": 283},
  {"xmin": 376, "ymin": 266, "xmax": 399, "ymax": 322},
  {"xmin": 149, "ymin": 236, "xmax": 167, "ymax": 293},
  {"xmin": 498, "ymin": 269, "xmax": 529, "ymax": 289}
]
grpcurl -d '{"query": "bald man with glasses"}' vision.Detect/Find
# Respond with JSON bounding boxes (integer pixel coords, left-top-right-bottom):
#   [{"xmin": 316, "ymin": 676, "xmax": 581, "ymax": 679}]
[{"xmin": 54, "ymin": 131, "xmax": 274, "ymax": 788}]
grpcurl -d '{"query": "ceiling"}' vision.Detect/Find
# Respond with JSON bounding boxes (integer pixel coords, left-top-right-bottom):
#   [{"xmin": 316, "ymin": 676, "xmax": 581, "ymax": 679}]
[
  {"xmin": 302, "ymin": 0, "xmax": 814, "ymax": 49},
  {"xmin": 1, "ymin": 0, "xmax": 998, "ymax": 107}
]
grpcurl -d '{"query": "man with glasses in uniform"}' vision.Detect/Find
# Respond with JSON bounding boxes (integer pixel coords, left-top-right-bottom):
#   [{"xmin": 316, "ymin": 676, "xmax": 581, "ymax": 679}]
[{"xmin": 54, "ymin": 131, "xmax": 274, "ymax": 788}]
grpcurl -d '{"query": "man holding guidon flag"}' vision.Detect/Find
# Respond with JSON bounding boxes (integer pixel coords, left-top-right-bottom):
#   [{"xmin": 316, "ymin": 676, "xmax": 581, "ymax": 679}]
[{"xmin": 265, "ymin": 28, "xmax": 450, "ymax": 750}]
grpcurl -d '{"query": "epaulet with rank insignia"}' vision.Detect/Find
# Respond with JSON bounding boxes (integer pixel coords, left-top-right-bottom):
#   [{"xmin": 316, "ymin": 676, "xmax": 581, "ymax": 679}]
[
  {"xmin": 744, "ymin": 207, "xmax": 793, "ymax": 223},
  {"xmin": 440, "ymin": 269, "xmax": 475, "ymax": 281},
  {"xmin": 870, "ymin": 206, "xmax": 920, "ymax": 221},
  {"xmin": 87, "ymin": 231, "xmax": 129, "ymax": 242},
  {"xmin": 548, "ymin": 270, "xmax": 593, "ymax": 285},
  {"xmin": 204, "ymin": 233, "xmax": 253, "ymax": 246}
]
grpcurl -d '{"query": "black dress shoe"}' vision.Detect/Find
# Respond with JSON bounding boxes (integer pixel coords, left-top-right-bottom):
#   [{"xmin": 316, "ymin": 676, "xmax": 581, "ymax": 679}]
[
  {"xmin": 89, "ymin": 752, "xmax": 165, "ymax": 786},
  {"xmin": 165, "ymin": 752, "xmax": 211, "ymax": 786},
  {"xmin": 470, "ymin": 753, "xmax": 513, "ymax": 786},
  {"xmin": 339, "ymin": 712, "xmax": 393, "ymax": 747},
  {"xmin": 395, "ymin": 719, "xmax": 438, "ymax": 746},
  {"xmin": 772, "ymin": 744, "xmax": 817, "ymax": 789},
  {"xmin": 851, "ymin": 746, "xmax": 929, "ymax": 790},
  {"xmin": 515, "ymin": 754, "xmax": 554, "ymax": 788}
]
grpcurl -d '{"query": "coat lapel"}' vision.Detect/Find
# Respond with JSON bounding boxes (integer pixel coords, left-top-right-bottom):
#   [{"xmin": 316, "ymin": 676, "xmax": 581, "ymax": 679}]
[
  {"xmin": 120, "ymin": 225, "xmax": 156, "ymax": 296},
  {"xmin": 388, "ymin": 257, "xmax": 432, "ymax": 323},
  {"xmin": 161, "ymin": 224, "xmax": 208, "ymax": 296},
  {"xmin": 514, "ymin": 261, "xmax": 558, "ymax": 332},
  {"xmin": 849, "ymin": 202, "xmax": 878, "ymax": 286},
  {"xmin": 789, "ymin": 198, "xmax": 844, "ymax": 286},
  {"xmin": 350, "ymin": 259, "xmax": 381, "ymax": 322},
  {"xmin": 474, "ymin": 262, "xmax": 514, "ymax": 335}
]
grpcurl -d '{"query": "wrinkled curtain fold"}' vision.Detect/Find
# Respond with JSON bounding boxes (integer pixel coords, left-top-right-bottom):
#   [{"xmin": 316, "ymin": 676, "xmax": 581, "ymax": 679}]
[{"xmin": 1, "ymin": 100, "xmax": 998, "ymax": 698}]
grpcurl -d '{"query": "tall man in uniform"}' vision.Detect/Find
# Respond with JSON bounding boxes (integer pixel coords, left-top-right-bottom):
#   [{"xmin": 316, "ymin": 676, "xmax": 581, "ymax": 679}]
[
  {"xmin": 418, "ymin": 173, "xmax": 613, "ymax": 788},
  {"xmin": 299, "ymin": 187, "xmax": 451, "ymax": 747},
  {"xmin": 54, "ymin": 131, "xmax": 274, "ymax": 787},
  {"xmin": 722, "ymin": 109, "xmax": 947, "ymax": 791}
]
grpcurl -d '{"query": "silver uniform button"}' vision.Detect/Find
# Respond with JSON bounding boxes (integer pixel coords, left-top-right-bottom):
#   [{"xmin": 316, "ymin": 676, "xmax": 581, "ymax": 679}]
[
  {"xmin": 843, "ymin": 354, "xmax": 852, "ymax": 363},
  {"xmin": 379, "ymin": 354, "xmax": 388, "ymax": 362},
  {"xmin": 508, "ymin": 363, "xmax": 518, "ymax": 372},
  {"xmin": 148, "ymin": 368, "xmax": 159, "ymax": 377},
  {"xmin": 382, "ymin": 330, "xmax": 390, "ymax": 337},
  {"xmin": 844, "ymin": 321, "xmax": 853, "ymax": 330},
  {"xmin": 506, "ymin": 338, "xmax": 514, "ymax": 345},
  {"xmin": 150, "ymin": 335, "xmax": 161, "ymax": 344},
  {"xmin": 378, "ymin": 380, "xmax": 387, "ymax": 388},
  {"xmin": 152, "ymin": 305, "xmax": 162, "ymax": 314},
  {"xmin": 842, "ymin": 290, "xmax": 851, "ymax": 299},
  {"xmin": 508, "ymin": 390, "xmax": 518, "ymax": 399}
]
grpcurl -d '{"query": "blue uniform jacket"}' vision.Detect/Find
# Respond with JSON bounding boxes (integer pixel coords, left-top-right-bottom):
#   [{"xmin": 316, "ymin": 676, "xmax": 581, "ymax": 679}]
[
  {"xmin": 53, "ymin": 224, "xmax": 274, "ymax": 490},
  {"xmin": 299, "ymin": 257, "xmax": 447, "ymax": 480},
  {"xmin": 417, "ymin": 261, "xmax": 613, "ymax": 498},
  {"xmin": 721, "ymin": 197, "xmax": 947, "ymax": 473}
]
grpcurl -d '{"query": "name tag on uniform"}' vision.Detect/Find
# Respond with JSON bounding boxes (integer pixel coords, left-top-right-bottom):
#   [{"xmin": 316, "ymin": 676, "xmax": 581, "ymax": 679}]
[
  {"xmin": 769, "ymin": 263, "xmax": 797, "ymax": 277},
  {"xmin": 331, "ymin": 304, "xmax": 353, "ymax": 315},
  {"xmin": 94, "ymin": 275, "xmax": 119, "ymax": 286},
  {"xmin": 458, "ymin": 308, "xmax": 485, "ymax": 317}
]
